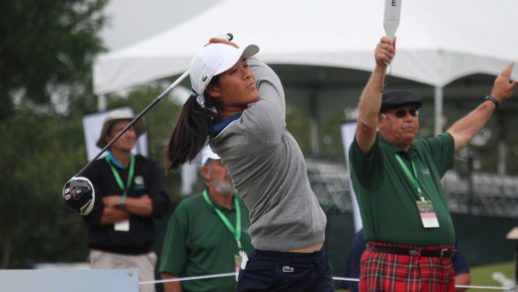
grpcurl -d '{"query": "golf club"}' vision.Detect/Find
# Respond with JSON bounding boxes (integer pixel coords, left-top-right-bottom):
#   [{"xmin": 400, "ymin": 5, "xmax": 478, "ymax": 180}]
[{"xmin": 63, "ymin": 33, "xmax": 234, "ymax": 215}]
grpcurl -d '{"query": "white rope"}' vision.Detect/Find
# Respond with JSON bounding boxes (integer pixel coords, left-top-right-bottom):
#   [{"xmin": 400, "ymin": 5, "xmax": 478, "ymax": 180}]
[
  {"xmin": 331, "ymin": 276, "xmax": 359, "ymax": 282},
  {"xmin": 139, "ymin": 273, "xmax": 513, "ymax": 290},
  {"xmin": 454, "ymin": 284, "xmax": 510, "ymax": 290},
  {"xmin": 139, "ymin": 272, "xmax": 236, "ymax": 285}
]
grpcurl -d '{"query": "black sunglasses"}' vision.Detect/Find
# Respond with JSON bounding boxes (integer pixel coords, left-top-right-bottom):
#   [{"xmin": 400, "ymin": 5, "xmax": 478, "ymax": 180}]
[{"xmin": 392, "ymin": 108, "xmax": 419, "ymax": 118}]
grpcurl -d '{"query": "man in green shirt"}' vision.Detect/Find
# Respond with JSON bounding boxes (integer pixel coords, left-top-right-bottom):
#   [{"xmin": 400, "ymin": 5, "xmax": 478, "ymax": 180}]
[
  {"xmin": 349, "ymin": 36, "xmax": 518, "ymax": 292},
  {"xmin": 159, "ymin": 146, "xmax": 253, "ymax": 292}
]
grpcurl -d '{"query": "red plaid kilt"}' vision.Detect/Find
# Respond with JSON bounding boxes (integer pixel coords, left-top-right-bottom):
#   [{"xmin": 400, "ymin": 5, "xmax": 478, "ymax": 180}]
[{"xmin": 359, "ymin": 242, "xmax": 455, "ymax": 292}]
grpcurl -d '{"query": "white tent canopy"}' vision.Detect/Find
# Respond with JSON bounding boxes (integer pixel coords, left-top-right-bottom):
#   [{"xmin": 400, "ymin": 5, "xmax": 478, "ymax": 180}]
[{"xmin": 93, "ymin": 0, "xmax": 518, "ymax": 95}]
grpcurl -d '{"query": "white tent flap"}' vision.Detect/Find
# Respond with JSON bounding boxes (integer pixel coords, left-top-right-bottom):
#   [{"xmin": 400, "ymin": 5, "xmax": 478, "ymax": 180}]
[{"xmin": 93, "ymin": 0, "xmax": 518, "ymax": 94}]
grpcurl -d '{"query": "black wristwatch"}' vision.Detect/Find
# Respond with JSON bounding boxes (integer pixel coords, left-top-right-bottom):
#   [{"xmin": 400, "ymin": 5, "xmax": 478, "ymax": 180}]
[
  {"xmin": 484, "ymin": 95, "xmax": 500, "ymax": 109},
  {"xmin": 118, "ymin": 196, "xmax": 126, "ymax": 208}
]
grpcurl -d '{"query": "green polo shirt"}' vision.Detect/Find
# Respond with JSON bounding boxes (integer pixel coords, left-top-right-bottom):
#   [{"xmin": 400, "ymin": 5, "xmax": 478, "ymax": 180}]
[
  {"xmin": 349, "ymin": 133, "xmax": 455, "ymax": 246},
  {"xmin": 158, "ymin": 191, "xmax": 253, "ymax": 292}
]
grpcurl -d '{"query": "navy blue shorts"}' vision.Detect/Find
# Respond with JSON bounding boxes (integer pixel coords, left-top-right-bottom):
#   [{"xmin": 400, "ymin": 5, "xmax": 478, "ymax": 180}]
[{"xmin": 236, "ymin": 249, "xmax": 334, "ymax": 292}]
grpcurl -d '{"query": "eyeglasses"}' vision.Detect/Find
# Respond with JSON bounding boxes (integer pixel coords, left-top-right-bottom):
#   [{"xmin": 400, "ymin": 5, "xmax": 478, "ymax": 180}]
[{"xmin": 382, "ymin": 108, "xmax": 419, "ymax": 119}]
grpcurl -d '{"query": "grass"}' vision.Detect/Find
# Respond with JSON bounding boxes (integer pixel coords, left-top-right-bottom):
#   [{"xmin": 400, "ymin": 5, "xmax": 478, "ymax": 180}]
[{"xmin": 470, "ymin": 261, "xmax": 515, "ymax": 288}]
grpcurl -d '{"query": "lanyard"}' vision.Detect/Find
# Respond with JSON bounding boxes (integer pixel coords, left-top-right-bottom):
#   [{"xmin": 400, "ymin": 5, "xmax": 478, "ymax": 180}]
[
  {"xmin": 395, "ymin": 154, "xmax": 425, "ymax": 201},
  {"xmin": 202, "ymin": 189, "xmax": 242, "ymax": 250},
  {"xmin": 106, "ymin": 153, "xmax": 135, "ymax": 198}
]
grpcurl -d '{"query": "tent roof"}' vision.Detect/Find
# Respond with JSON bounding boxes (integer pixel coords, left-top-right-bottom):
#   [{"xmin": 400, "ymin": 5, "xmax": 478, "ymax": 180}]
[{"xmin": 93, "ymin": 0, "xmax": 518, "ymax": 95}]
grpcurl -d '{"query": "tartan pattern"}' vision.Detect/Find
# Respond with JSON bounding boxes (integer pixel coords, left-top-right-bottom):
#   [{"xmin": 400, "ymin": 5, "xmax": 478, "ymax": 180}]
[{"xmin": 359, "ymin": 242, "xmax": 455, "ymax": 292}]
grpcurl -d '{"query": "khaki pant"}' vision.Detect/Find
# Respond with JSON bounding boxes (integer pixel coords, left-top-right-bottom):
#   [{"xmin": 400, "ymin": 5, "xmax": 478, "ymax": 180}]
[{"xmin": 89, "ymin": 249, "xmax": 157, "ymax": 292}]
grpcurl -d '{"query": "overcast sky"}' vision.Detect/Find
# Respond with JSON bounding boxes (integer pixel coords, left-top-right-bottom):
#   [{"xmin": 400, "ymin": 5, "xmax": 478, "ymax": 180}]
[{"xmin": 100, "ymin": 0, "xmax": 221, "ymax": 51}]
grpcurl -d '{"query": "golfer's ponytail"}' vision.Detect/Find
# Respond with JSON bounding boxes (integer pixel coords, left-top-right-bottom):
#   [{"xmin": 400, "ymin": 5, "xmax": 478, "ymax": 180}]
[{"xmin": 164, "ymin": 94, "xmax": 217, "ymax": 172}]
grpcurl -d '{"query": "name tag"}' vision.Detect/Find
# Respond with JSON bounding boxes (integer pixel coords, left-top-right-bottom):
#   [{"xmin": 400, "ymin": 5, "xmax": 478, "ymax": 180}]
[
  {"xmin": 235, "ymin": 250, "xmax": 248, "ymax": 281},
  {"xmin": 114, "ymin": 219, "xmax": 130, "ymax": 232},
  {"xmin": 416, "ymin": 200, "xmax": 440, "ymax": 228}
]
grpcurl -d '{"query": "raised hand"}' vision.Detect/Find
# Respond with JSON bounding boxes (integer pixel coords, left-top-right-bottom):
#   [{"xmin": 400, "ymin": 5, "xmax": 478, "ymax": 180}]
[
  {"xmin": 491, "ymin": 63, "xmax": 518, "ymax": 102},
  {"xmin": 375, "ymin": 36, "xmax": 396, "ymax": 67}
]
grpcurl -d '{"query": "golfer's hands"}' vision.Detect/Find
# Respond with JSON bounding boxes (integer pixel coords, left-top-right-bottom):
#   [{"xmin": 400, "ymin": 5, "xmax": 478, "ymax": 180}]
[
  {"xmin": 207, "ymin": 36, "xmax": 238, "ymax": 48},
  {"xmin": 375, "ymin": 37, "xmax": 396, "ymax": 67},
  {"xmin": 490, "ymin": 62, "xmax": 518, "ymax": 102}
]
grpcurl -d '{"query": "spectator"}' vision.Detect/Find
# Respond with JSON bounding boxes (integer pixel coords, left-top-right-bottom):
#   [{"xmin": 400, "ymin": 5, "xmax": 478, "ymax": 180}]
[
  {"xmin": 82, "ymin": 109, "xmax": 171, "ymax": 292},
  {"xmin": 159, "ymin": 146, "xmax": 253, "ymax": 292},
  {"xmin": 349, "ymin": 36, "xmax": 517, "ymax": 291}
]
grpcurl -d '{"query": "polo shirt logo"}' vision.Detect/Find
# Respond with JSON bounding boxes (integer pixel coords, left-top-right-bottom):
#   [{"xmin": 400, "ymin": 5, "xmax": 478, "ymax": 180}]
[
  {"xmin": 134, "ymin": 175, "xmax": 145, "ymax": 190},
  {"xmin": 282, "ymin": 266, "xmax": 294, "ymax": 273}
]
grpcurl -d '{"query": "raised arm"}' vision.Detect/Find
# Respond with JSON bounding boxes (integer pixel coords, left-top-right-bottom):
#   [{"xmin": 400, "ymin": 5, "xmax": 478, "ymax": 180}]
[
  {"xmin": 208, "ymin": 37, "xmax": 286, "ymax": 125},
  {"xmin": 355, "ymin": 37, "xmax": 396, "ymax": 154},
  {"xmin": 447, "ymin": 63, "xmax": 518, "ymax": 151}
]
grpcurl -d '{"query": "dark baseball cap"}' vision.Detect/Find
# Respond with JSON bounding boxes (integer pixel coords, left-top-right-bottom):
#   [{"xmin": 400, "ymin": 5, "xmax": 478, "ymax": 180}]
[{"xmin": 380, "ymin": 90, "xmax": 422, "ymax": 112}]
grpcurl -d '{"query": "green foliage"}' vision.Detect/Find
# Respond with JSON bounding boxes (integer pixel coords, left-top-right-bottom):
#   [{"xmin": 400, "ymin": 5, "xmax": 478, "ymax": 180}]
[
  {"xmin": 0, "ymin": 0, "xmax": 108, "ymax": 120},
  {"xmin": 0, "ymin": 0, "xmax": 108, "ymax": 268},
  {"xmin": 0, "ymin": 107, "xmax": 88, "ymax": 267}
]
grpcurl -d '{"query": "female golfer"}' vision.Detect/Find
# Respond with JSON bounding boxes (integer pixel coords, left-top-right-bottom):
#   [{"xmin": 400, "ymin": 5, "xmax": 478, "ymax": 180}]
[{"xmin": 164, "ymin": 37, "xmax": 333, "ymax": 291}]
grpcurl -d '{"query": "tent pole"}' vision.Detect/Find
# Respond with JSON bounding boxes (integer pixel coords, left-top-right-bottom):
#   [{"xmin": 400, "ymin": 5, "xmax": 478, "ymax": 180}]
[
  {"xmin": 497, "ymin": 115, "xmax": 508, "ymax": 175},
  {"xmin": 434, "ymin": 86, "xmax": 444, "ymax": 136},
  {"xmin": 97, "ymin": 94, "xmax": 107, "ymax": 112},
  {"xmin": 309, "ymin": 91, "xmax": 320, "ymax": 156}
]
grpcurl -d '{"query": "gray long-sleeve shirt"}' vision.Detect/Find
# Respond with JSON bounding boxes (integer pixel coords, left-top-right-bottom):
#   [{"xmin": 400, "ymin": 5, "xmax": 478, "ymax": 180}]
[{"xmin": 211, "ymin": 58, "xmax": 326, "ymax": 251}]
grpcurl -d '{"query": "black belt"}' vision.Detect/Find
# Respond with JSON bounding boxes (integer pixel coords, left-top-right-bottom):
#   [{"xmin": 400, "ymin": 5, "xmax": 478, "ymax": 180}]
[{"xmin": 370, "ymin": 245, "xmax": 456, "ymax": 258}]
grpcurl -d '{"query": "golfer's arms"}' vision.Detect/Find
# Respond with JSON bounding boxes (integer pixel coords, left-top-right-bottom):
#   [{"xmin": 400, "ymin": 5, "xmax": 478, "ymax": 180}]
[{"xmin": 161, "ymin": 273, "xmax": 183, "ymax": 292}]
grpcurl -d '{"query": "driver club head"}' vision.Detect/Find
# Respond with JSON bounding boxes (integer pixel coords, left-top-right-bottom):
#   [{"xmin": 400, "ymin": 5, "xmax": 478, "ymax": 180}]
[{"xmin": 62, "ymin": 176, "xmax": 95, "ymax": 216}]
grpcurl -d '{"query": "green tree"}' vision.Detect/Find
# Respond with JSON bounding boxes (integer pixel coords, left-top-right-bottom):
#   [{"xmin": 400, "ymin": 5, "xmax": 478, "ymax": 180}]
[
  {"xmin": 0, "ymin": 107, "xmax": 89, "ymax": 268},
  {"xmin": 0, "ymin": 0, "xmax": 109, "ymax": 268},
  {"xmin": 0, "ymin": 0, "xmax": 108, "ymax": 120}
]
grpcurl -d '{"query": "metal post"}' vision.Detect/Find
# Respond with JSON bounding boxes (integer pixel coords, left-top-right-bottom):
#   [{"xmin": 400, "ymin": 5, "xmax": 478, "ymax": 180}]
[
  {"xmin": 467, "ymin": 150, "xmax": 474, "ymax": 214},
  {"xmin": 309, "ymin": 91, "xmax": 320, "ymax": 156},
  {"xmin": 434, "ymin": 86, "xmax": 444, "ymax": 136},
  {"xmin": 97, "ymin": 94, "xmax": 107, "ymax": 112}
]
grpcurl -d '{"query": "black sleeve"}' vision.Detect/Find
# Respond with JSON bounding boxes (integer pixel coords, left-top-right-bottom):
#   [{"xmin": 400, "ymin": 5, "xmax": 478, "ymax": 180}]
[{"xmin": 143, "ymin": 156, "xmax": 171, "ymax": 219}]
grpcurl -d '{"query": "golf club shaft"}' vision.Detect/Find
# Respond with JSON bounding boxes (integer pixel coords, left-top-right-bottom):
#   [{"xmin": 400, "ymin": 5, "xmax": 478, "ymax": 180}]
[
  {"xmin": 74, "ymin": 33, "xmax": 233, "ymax": 177},
  {"xmin": 75, "ymin": 70, "xmax": 190, "ymax": 177}
]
